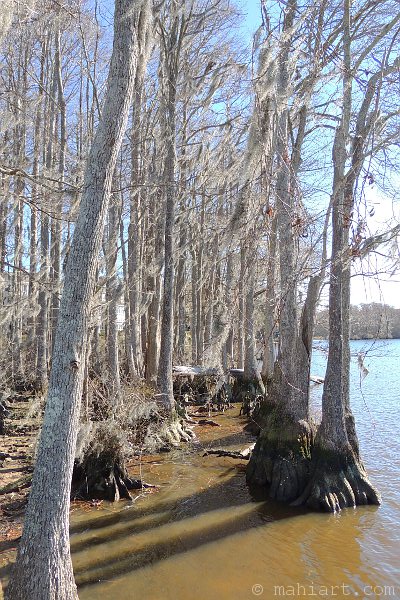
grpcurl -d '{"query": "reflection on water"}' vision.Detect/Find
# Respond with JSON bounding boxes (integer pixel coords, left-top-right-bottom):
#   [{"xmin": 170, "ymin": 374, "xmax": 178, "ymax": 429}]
[{"xmin": 73, "ymin": 341, "xmax": 400, "ymax": 600}]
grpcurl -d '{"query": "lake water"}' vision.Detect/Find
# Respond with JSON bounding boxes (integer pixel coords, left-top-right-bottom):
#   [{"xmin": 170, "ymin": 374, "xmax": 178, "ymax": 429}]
[
  {"xmin": 70, "ymin": 339, "xmax": 400, "ymax": 600},
  {"xmin": 23, "ymin": 340, "xmax": 400, "ymax": 599}
]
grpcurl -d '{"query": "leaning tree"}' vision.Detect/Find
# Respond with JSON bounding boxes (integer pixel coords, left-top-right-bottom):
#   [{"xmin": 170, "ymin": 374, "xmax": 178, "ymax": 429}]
[{"xmin": 5, "ymin": 1, "xmax": 153, "ymax": 598}]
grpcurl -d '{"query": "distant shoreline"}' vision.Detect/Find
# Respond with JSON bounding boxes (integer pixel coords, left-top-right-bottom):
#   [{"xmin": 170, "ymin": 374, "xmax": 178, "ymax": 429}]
[{"xmin": 313, "ymin": 337, "xmax": 400, "ymax": 341}]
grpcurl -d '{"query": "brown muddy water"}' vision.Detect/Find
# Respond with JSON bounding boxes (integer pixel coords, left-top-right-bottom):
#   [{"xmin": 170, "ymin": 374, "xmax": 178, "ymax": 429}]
[{"xmin": 2, "ymin": 340, "xmax": 400, "ymax": 599}]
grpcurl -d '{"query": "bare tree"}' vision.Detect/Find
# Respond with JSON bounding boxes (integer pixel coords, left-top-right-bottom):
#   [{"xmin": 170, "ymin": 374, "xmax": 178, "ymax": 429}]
[
  {"xmin": 5, "ymin": 1, "xmax": 152, "ymax": 597},
  {"xmin": 296, "ymin": 0, "xmax": 399, "ymax": 511}
]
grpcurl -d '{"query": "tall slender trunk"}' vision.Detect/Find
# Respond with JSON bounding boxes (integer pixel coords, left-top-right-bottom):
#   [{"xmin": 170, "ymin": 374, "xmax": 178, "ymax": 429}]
[
  {"xmin": 28, "ymin": 39, "xmax": 45, "ymax": 369},
  {"xmin": 5, "ymin": 3, "xmax": 152, "ymax": 598},
  {"xmin": 175, "ymin": 205, "xmax": 187, "ymax": 362},
  {"xmin": 128, "ymin": 54, "xmax": 149, "ymax": 376},
  {"xmin": 120, "ymin": 218, "xmax": 131, "ymax": 374},
  {"xmin": 222, "ymin": 252, "xmax": 234, "ymax": 371},
  {"xmin": 190, "ymin": 214, "xmax": 198, "ymax": 365},
  {"xmin": 106, "ymin": 187, "xmax": 122, "ymax": 400},
  {"xmin": 145, "ymin": 189, "xmax": 162, "ymax": 382},
  {"xmin": 237, "ymin": 245, "xmax": 245, "ymax": 368},
  {"xmin": 50, "ymin": 28, "xmax": 66, "ymax": 346},
  {"xmin": 195, "ymin": 194, "xmax": 205, "ymax": 365},
  {"xmin": 157, "ymin": 72, "xmax": 177, "ymax": 410},
  {"xmin": 261, "ymin": 213, "xmax": 278, "ymax": 382},
  {"xmin": 0, "ymin": 174, "xmax": 8, "ymax": 272},
  {"xmin": 37, "ymin": 34, "xmax": 57, "ymax": 387},
  {"xmin": 243, "ymin": 242, "xmax": 256, "ymax": 380},
  {"xmin": 10, "ymin": 48, "xmax": 28, "ymax": 378}
]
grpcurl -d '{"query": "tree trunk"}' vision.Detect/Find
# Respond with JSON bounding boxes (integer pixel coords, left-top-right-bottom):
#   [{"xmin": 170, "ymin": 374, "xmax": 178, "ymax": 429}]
[
  {"xmin": 195, "ymin": 194, "xmax": 205, "ymax": 365},
  {"xmin": 105, "ymin": 188, "xmax": 122, "ymax": 401},
  {"xmin": 247, "ymin": 0, "xmax": 313, "ymax": 503},
  {"xmin": 36, "ymin": 36, "xmax": 57, "ymax": 388},
  {"xmin": 237, "ymin": 245, "xmax": 245, "ymax": 369},
  {"xmin": 261, "ymin": 213, "xmax": 278, "ymax": 382},
  {"xmin": 145, "ymin": 189, "xmax": 162, "ymax": 383},
  {"xmin": 176, "ymin": 205, "xmax": 187, "ymax": 362},
  {"xmin": 157, "ymin": 10, "xmax": 182, "ymax": 411},
  {"xmin": 5, "ymin": 3, "xmax": 152, "ymax": 598},
  {"xmin": 128, "ymin": 80, "xmax": 144, "ymax": 377},
  {"xmin": 294, "ymin": 0, "xmax": 380, "ymax": 512},
  {"xmin": 50, "ymin": 28, "xmax": 66, "ymax": 349},
  {"xmin": 190, "ymin": 225, "xmax": 198, "ymax": 364},
  {"xmin": 27, "ymin": 38, "xmax": 45, "ymax": 371}
]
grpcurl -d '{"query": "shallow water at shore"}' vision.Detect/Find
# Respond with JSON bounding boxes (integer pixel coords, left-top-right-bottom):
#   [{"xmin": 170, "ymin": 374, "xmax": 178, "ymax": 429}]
[{"xmin": 1, "ymin": 340, "xmax": 399, "ymax": 600}]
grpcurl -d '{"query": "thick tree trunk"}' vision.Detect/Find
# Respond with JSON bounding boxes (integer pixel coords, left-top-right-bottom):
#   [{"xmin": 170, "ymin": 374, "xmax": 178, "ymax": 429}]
[
  {"xmin": 5, "ymin": 3, "xmax": 151, "ymax": 598},
  {"xmin": 247, "ymin": 0, "xmax": 313, "ymax": 503},
  {"xmin": 294, "ymin": 0, "xmax": 380, "ymax": 511}
]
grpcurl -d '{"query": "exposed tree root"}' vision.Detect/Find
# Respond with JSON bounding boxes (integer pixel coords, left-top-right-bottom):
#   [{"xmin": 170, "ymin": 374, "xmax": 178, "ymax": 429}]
[
  {"xmin": 150, "ymin": 415, "xmax": 195, "ymax": 450},
  {"xmin": 292, "ymin": 446, "xmax": 381, "ymax": 512},
  {"xmin": 71, "ymin": 452, "xmax": 154, "ymax": 501},
  {"xmin": 231, "ymin": 376, "xmax": 264, "ymax": 417},
  {"xmin": 246, "ymin": 413, "xmax": 313, "ymax": 503}
]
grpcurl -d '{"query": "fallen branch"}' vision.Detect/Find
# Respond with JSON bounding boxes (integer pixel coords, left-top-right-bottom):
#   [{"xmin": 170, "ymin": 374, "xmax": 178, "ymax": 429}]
[
  {"xmin": 203, "ymin": 444, "xmax": 255, "ymax": 459},
  {"xmin": 197, "ymin": 419, "xmax": 221, "ymax": 427},
  {"xmin": 0, "ymin": 475, "xmax": 32, "ymax": 495}
]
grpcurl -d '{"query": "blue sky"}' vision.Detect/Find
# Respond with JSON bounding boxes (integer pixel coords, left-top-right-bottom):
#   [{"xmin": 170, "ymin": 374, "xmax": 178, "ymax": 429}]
[
  {"xmin": 236, "ymin": 0, "xmax": 400, "ymax": 308},
  {"xmin": 237, "ymin": 0, "xmax": 261, "ymax": 39}
]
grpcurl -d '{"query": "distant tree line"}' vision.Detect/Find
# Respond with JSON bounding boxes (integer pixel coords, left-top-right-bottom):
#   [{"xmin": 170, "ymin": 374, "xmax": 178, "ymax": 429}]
[{"xmin": 315, "ymin": 303, "xmax": 400, "ymax": 340}]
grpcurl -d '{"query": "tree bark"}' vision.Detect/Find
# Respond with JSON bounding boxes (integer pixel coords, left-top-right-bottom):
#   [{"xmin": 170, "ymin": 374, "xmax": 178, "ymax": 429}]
[
  {"xmin": 294, "ymin": 0, "xmax": 381, "ymax": 512},
  {"xmin": 105, "ymin": 186, "xmax": 123, "ymax": 400},
  {"xmin": 247, "ymin": 0, "xmax": 314, "ymax": 503},
  {"xmin": 5, "ymin": 3, "xmax": 152, "ymax": 598},
  {"xmin": 157, "ymin": 6, "xmax": 183, "ymax": 411}
]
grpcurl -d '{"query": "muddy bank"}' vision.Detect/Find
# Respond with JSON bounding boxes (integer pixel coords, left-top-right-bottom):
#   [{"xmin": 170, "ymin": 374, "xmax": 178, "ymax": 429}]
[{"xmin": 0, "ymin": 398, "xmax": 254, "ymax": 596}]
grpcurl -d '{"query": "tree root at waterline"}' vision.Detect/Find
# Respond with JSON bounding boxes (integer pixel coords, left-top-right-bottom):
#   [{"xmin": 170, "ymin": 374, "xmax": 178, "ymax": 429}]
[
  {"xmin": 292, "ymin": 447, "xmax": 381, "ymax": 512},
  {"xmin": 148, "ymin": 414, "xmax": 196, "ymax": 451},
  {"xmin": 246, "ymin": 415, "xmax": 313, "ymax": 503},
  {"xmin": 72, "ymin": 452, "xmax": 154, "ymax": 501}
]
